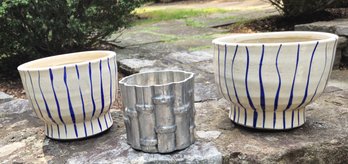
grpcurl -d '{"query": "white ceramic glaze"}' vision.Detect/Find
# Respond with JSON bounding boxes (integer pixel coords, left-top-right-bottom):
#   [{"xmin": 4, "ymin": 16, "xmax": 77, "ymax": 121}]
[
  {"xmin": 213, "ymin": 31, "xmax": 338, "ymax": 129},
  {"xmin": 18, "ymin": 51, "xmax": 117, "ymax": 139}
]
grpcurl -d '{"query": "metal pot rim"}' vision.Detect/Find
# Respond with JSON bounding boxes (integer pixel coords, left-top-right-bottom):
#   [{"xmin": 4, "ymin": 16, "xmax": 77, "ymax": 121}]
[{"xmin": 119, "ymin": 70, "xmax": 194, "ymax": 88}]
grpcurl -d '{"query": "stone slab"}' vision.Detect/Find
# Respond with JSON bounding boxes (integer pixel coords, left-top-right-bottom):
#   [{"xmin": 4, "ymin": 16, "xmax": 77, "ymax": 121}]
[
  {"xmin": 0, "ymin": 99, "xmax": 31, "ymax": 114},
  {"xmin": 294, "ymin": 18, "xmax": 348, "ymax": 36},
  {"xmin": 118, "ymin": 58, "xmax": 159, "ymax": 75},
  {"xmin": 207, "ymin": 20, "xmax": 237, "ymax": 28},
  {"xmin": 336, "ymin": 25, "xmax": 348, "ymax": 36},
  {"xmin": 139, "ymin": 65, "xmax": 183, "ymax": 73},
  {"xmin": 194, "ymin": 85, "xmax": 348, "ymax": 163},
  {"xmin": 66, "ymin": 137, "xmax": 222, "ymax": 164},
  {"xmin": 0, "ymin": 92, "xmax": 13, "ymax": 104},
  {"xmin": 334, "ymin": 48, "xmax": 342, "ymax": 69},
  {"xmin": 338, "ymin": 36, "xmax": 348, "ymax": 48},
  {"xmin": 147, "ymin": 20, "xmax": 224, "ymax": 37},
  {"xmin": 329, "ymin": 69, "xmax": 348, "ymax": 90},
  {"xmin": 110, "ymin": 30, "xmax": 166, "ymax": 48},
  {"xmin": 196, "ymin": 130, "xmax": 222, "ymax": 140},
  {"xmin": 0, "ymin": 99, "xmax": 223, "ymax": 163},
  {"xmin": 167, "ymin": 51, "xmax": 213, "ymax": 64},
  {"xmin": 194, "ymin": 82, "xmax": 221, "ymax": 102},
  {"xmin": 0, "ymin": 76, "xmax": 348, "ymax": 163},
  {"xmin": 295, "ymin": 20, "xmax": 348, "ymax": 67},
  {"xmin": 195, "ymin": 61, "xmax": 215, "ymax": 74}
]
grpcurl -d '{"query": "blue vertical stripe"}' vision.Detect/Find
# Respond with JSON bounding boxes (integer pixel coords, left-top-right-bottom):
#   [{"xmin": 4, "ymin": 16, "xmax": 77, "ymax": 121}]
[
  {"xmin": 51, "ymin": 125, "xmax": 54, "ymax": 137},
  {"xmin": 104, "ymin": 114, "xmax": 109, "ymax": 128},
  {"xmin": 89, "ymin": 62, "xmax": 97, "ymax": 117},
  {"xmin": 38, "ymin": 70, "xmax": 59, "ymax": 138},
  {"xmin": 107, "ymin": 58, "xmax": 113, "ymax": 110},
  {"xmin": 89, "ymin": 62, "xmax": 96, "ymax": 134},
  {"xmin": 230, "ymin": 45, "xmax": 247, "ymax": 126},
  {"xmin": 49, "ymin": 68, "xmax": 66, "ymax": 138},
  {"xmin": 46, "ymin": 125, "xmax": 49, "ymax": 137},
  {"xmin": 259, "ymin": 45, "xmax": 266, "ymax": 128},
  {"xmin": 28, "ymin": 71, "xmax": 44, "ymax": 118},
  {"xmin": 292, "ymin": 41, "xmax": 319, "ymax": 128},
  {"xmin": 90, "ymin": 121, "xmax": 94, "ymax": 135},
  {"xmin": 113, "ymin": 57, "xmax": 117, "ymax": 88},
  {"xmin": 107, "ymin": 58, "xmax": 113, "ymax": 128},
  {"xmin": 233, "ymin": 105, "xmax": 236, "ymax": 121},
  {"xmin": 291, "ymin": 110, "xmax": 295, "ymax": 128},
  {"xmin": 310, "ymin": 43, "xmax": 328, "ymax": 103},
  {"xmin": 283, "ymin": 44, "xmax": 300, "ymax": 129},
  {"xmin": 223, "ymin": 45, "xmax": 233, "ymax": 102},
  {"xmin": 245, "ymin": 46, "xmax": 258, "ymax": 128},
  {"xmin": 296, "ymin": 41, "xmax": 319, "ymax": 108},
  {"xmin": 97, "ymin": 118, "xmax": 103, "ymax": 131},
  {"xmin": 23, "ymin": 72, "xmax": 38, "ymax": 116},
  {"xmin": 63, "ymin": 67, "xmax": 78, "ymax": 138},
  {"xmin": 99, "ymin": 60, "xmax": 105, "ymax": 115},
  {"xmin": 274, "ymin": 44, "xmax": 282, "ymax": 129},
  {"xmin": 108, "ymin": 112, "xmax": 112, "ymax": 122},
  {"xmin": 75, "ymin": 65, "xmax": 88, "ymax": 137},
  {"xmin": 98, "ymin": 60, "xmax": 105, "ymax": 131}
]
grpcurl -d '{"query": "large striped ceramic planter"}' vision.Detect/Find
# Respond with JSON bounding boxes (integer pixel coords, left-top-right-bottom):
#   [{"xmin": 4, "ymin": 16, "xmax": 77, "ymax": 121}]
[
  {"xmin": 120, "ymin": 70, "xmax": 195, "ymax": 153},
  {"xmin": 17, "ymin": 51, "xmax": 117, "ymax": 139},
  {"xmin": 213, "ymin": 32, "xmax": 338, "ymax": 130}
]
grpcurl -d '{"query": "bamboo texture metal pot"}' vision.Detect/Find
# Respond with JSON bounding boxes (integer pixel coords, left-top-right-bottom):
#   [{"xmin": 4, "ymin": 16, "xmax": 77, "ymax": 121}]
[{"xmin": 120, "ymin": 70, "xmax": 195, "ymax": 153}]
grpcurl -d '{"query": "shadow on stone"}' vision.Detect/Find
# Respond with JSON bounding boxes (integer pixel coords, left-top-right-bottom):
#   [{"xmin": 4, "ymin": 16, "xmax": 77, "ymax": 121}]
[
  {"xmin": 45, "ymin": 126, "xmax": 113, "ymax": 142},
  {"xmin": 233, "ymin": 123, "xmax": 302, "ymax": 133}
]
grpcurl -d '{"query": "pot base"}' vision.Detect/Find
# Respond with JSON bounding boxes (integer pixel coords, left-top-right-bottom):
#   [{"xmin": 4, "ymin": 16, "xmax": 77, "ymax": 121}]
[
  {"xmin": 44, "ymin": 112, "xmax": 113, "ymax": 140},
  {"xmin": 229, "ymin": 104, "xmax": 306, "ymax": 130}
]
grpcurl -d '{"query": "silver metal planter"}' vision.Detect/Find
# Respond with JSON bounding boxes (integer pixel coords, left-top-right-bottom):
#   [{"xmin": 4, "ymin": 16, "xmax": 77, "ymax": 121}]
[{"xmin": 119, "ymin": 70, "xmax": 195, "ymax": 153}]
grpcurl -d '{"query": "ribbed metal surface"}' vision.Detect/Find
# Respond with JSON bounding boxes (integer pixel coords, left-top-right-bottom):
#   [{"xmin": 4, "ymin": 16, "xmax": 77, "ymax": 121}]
[{"xmin": 120, "ymin": 70, "xmax": 195, "ymax": 153}]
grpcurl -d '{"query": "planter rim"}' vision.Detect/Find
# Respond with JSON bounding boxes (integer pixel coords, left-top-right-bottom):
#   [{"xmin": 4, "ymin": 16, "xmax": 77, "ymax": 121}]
[
  {"xmin": 17, "ymin": 50, "xmax": 116, "ymax": 71},
  {"xmin": 119, "ymin": 70, "xmax": 194, "ymax": 88},
  {"xmin": 212, "ymin": 31, "xmax": 338, "ymax": 46}
]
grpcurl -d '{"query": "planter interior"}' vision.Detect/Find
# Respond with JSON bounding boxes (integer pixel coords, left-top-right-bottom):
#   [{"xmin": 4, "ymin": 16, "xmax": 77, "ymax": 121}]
[
  {"xmin": 18, "ymin": 51, "xmax": 111, "ymax": 69},
  {"xmin": 213, "ymin": 32, "xmax": 332, "ymax": 44}
]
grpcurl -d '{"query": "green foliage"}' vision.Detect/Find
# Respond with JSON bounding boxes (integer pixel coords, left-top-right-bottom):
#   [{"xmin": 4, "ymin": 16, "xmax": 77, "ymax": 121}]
[
  {"xmin": 334, "ymin": 0, "xmax": 348, "ymax": 7},
  {"xmin": 0, "ymin": 0, "xmax": 144, "ymax": 79},
  {"xmin": 268, "ymin": 0, "xmax": 339, "ymax": 17}
]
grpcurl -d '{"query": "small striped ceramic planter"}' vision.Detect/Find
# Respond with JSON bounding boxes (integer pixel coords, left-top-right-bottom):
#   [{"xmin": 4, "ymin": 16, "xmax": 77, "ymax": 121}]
[
  {"xmin": 119, "ymin": 70, "xmax": 195, "ymax": 153},
  {"xmin": 213, "ymin": 32, "xmax": 338, "ymax": 130},
  {"xmin": 17, "ymin": 51, "xmax": 117, "ymax": 139}
]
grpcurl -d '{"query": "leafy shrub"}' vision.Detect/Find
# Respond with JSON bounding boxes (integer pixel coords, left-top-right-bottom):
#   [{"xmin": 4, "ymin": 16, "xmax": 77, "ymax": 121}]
[
  {"xmin": 0, "ymin": 0, "xmax": 144, "ymax": 79},
  {"xmin": 268, "ymin": 0, "xmax": 339, "ymax": 17},
  {"xmin": 155, "ymin": 0, "xmax": 180, "ymax": 3},
  {"xmin": 334, "ymin": 0, "xmax": 348, "ymax": 7}
]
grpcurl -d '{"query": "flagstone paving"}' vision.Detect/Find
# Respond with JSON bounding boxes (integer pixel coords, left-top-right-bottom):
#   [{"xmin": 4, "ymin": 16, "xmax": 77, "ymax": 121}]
[{"xmin": 1, "ymin": 0, "xmax": 348, "ymax": 163}]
